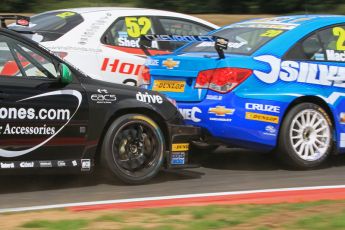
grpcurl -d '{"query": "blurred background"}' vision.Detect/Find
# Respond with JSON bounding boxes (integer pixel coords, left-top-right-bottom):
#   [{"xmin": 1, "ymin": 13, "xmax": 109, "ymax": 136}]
[{"xmin": 0, "ymin": 0, "xmax": 344, "ymax": 14}]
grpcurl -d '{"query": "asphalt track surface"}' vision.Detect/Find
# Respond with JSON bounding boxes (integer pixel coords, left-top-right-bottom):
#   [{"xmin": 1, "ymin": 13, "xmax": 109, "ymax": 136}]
[{"xmin": 2, "ymin": 147, "xmax": 345, "ymax": 209}]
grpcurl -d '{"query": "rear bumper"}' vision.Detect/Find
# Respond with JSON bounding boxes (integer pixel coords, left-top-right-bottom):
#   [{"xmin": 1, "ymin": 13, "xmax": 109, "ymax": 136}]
[{"xmin": 166, "ymin": 124, "xmax": 202, "ymax": 169}]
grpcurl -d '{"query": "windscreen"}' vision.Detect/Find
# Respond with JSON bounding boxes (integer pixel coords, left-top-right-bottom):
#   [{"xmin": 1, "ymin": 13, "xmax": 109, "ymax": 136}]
[
  {"xmin": 9, "ymin": 11, "xmax": 84, "ymax": 42},
  {"xmin": 181, "ymin": 25, "xmax": 289, "ymax": 55}
]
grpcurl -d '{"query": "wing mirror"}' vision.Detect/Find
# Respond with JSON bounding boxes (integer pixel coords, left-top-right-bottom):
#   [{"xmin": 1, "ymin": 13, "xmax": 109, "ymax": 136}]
[{"xmin": 59, "ymin": 63, "xmax": 72, "ymax": 84}]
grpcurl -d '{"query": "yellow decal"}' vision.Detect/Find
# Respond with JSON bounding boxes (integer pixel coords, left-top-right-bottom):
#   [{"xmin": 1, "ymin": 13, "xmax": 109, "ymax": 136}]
[
  {"xmin": 125, "ymin": 17, "xmax": 152, "ymax": 38},
  {"xmin": 162, "ymin": 58, "xmax": 180, "ymax": 69},
  {"xmin": 245, "ymin": 112, "xmax": 279, "ymax": 124},
  {"xmin": 333, "ymin": 27, "xmax": 345, "ymax": 51},
  {"xmin": 208, "ymin": 106, "xmax": 234, "ymax": 116},
  {"xmin": 56, "ymin": 12, "xmax": 76, "ymax": 18},
  {"xmin": 260, "ymin": 29, "xmax": 283, "ymax": 37},
  {"xmin": 172, "ymin": 143, "xmax": 189, "ymax": 152},
  {"xmin": 153, "ymin": 80, "xmax": 185, "ymax": 92}
]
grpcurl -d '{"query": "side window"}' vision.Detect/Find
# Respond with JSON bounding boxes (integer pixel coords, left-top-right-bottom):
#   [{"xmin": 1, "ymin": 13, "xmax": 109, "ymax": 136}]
[
  {"xmin": 285, "ymin": 25, "xmax": 345, "ymax": 62},
  {"xmin": 0, "ymin": 39, "xmax": 22, "ymax": 77},
  {"xmin": 319, "ymin": 26, "xmax": 345, "ymax": 62},
  {"xmin": 0, "ymin": 35, "xmax": 57, "ymax": 78},
  {"xmin": 158, "ymin": 18, "xmax": 212, "ymax": 50},
  {"xmin": 285, "ymin": 33, "xmax": 324, "ymax": 61},
  {"xmin": 102, "ymin": 16, "xmax": 156, "ymax": 49}
]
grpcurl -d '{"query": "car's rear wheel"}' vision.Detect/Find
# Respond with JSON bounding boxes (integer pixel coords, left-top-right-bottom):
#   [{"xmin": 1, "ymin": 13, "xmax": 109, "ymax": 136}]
[
  {"xmin": 278, "ymin": 103, "xmax": 333, "ymax": 169},
  {"xmin": 101, "ymin": 114, "xmax": 164, "ymax": 184}
]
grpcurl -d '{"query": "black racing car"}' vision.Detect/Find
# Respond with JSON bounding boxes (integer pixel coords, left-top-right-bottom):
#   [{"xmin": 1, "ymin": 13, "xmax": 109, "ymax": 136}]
[{"xmin": 0, "ymin": 16, "xmax": 200, "ymax": 184}]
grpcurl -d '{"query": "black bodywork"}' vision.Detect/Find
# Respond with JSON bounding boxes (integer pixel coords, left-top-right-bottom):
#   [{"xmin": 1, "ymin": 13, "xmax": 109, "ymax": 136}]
[{"xmin": 0, "ymin": 28, "xmax": 200, "ymax": 172}]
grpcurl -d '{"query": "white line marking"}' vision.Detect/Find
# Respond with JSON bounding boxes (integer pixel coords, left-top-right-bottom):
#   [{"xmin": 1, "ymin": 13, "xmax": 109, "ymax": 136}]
[{"xmin": 2, "ymin": 184, "xmax": 345, "ymax": 213}]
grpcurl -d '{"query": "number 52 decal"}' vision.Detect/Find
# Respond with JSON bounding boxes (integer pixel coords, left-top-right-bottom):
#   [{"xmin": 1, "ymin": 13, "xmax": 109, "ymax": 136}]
[{"xmin": 125, "ymin": 17, "xmax": 152, "ymax": 38}]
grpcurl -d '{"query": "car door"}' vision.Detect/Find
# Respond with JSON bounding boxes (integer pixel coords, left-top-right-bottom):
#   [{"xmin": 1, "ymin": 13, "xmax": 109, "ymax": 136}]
[
  {"xmin": 283, "ymin": 24, "xmax": 345, "ymax": 149},
  {"xmin": 0, "ymin": 33, "xmax": 89, "ymax": 165}
]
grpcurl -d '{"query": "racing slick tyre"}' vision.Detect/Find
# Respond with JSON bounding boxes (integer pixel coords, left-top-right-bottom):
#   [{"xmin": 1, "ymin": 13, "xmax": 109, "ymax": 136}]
[
  {"xmin": 101, "ymin": 114, "xmax": 165, "ymax": 184},
  {"xmin": 278, "ymin": 103, "xmax": 333, "ymax": 169}
]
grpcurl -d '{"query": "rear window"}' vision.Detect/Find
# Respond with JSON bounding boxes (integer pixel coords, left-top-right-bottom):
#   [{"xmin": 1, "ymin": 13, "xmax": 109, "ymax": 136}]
[
  {"xmin": 181, "ymin": 25, "xmax": 289, "ymax": 55},
  {"xmin": 9, "ymin": 11, "xmax": 84, "ymax": 42}
]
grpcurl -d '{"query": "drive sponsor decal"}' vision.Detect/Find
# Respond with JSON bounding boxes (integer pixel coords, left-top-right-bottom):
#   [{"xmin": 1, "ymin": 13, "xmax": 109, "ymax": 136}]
[
  {"xmin": 245, "ymin": 112, "xmax": 279, "ymax": 124},
  {"xmin": 179, "ymin": 107, "xmax": 201, "ymax": 122},
  {"xmin": 0, "ymin": 90, "xmax": 82, "ymax": 158},
  {"xmin": 245, "ymin": 103, "xmax": 280, "ymax": 113},
  {"xmin": 253, "ymin": 55, "xmax": 345, "ymax": 87},
  {"xmin": 136, "ymin": 92, "xmax": 163, "ymax": 104},
  {"xmin": 172, "ymin": 143, "xmax": 189, "ymax": 152}
]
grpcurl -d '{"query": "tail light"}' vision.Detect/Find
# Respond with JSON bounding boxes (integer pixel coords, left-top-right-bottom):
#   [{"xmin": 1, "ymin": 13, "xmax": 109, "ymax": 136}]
[
  {"xmin": 195, "ymin": 67, "xmax": 252, "ymax": 93},
  {"xmin": 138, "ymin": 66, "xmax": 151, "ymax": 86},
  {"xmin": 53, "ymin": 52, "xmax": 68, "ymax": 59}
]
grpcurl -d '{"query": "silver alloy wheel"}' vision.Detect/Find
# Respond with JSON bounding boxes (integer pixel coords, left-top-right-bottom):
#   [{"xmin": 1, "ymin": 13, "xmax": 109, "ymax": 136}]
[{"xmin": 289, "ymin": 109, "xmax": 331, "ymax": 161}]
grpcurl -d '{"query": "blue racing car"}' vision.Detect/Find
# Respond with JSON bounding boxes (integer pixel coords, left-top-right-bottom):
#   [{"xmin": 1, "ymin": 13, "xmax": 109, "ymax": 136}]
[{"xmin": 139, "ymin": 15, "xmax": 345, "ymax": 169}]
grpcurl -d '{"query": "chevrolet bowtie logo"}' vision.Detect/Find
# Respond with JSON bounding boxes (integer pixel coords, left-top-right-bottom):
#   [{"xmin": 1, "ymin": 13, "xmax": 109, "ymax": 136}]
[
  {"xmin": 163, "ymin": 58, "xmax": 180, "ymax": 69},
  {"xmin": 208, "ymin": 106, "xmax": 235, "ymax": 116}
]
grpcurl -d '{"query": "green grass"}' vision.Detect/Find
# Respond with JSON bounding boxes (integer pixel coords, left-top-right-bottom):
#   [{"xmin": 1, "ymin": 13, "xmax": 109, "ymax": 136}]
[
  {"xmin": 17, "ymin": 201, "xmax": 345, "ymax": 230},
  {"xmin": 21, "ymin": 219, "xmax": 89, "ymax": 230}
]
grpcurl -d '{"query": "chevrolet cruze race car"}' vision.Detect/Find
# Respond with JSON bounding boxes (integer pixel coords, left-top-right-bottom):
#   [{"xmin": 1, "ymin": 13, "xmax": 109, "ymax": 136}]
[
  {"xmin": 0, "ymin": 19, "xmax": 200, "ymax": 184},
  {"xmin": 8, "ymin": 7, "xmax": 218, "ymax": 86},
  {"xmin": 141, "ymin": 15, "xmax": 345, "ymax": 169}
]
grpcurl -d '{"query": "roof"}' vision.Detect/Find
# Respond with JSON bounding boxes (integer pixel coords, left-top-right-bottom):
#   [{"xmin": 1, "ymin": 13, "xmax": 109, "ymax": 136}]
[{"xmin": 243, "ymin": 15, "xmax": 345, "ymax": 25}]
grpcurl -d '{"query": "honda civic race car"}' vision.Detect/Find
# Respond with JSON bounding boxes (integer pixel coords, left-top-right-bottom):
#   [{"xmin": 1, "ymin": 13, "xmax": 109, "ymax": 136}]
[
  {"xmin": 8, "ymin": 7, "xmax": 218, "ymax": 86},
  {"xmin": 141, "ymin": 15, "xmax": 345, "ymax": 169},
  {"xmin": 0, "ymin": 18, "xmax": 200, "ymax": 184}
]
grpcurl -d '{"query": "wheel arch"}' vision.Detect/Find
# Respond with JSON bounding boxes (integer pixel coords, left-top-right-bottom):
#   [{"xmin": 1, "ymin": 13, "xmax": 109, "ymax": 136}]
[
  {"xmin": 280, "ymin": 95, "xmax": 337, "ymax": 145},
  {"xmin": 94, "ymin": 107, "xmax": 170, "ymax": 164}
]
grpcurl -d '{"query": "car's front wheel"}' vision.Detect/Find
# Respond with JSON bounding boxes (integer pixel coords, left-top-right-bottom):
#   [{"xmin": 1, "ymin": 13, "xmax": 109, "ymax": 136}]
[
  {"xmin": 101, "ymin": 114, "xmax": 164, "ymax": 184},
  {"xmin": 278, "ymin": 103, "xmax": 333, "ymax": 169}
]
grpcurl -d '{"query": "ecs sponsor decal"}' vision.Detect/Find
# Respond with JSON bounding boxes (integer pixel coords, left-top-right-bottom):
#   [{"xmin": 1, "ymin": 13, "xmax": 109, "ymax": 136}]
[
  {"xmin": 253, "ymin": 55, "xmax": 345, "ymax": 87},
  {"xmin": 179, "ymin": 107, "xmax": 201, "ymax": 122},
  {"xmin": 245, "ymin": 112, "xmax": 279, "ymax": 124},
  {"xmin": 136, "ymin": 92, "xmax": 163, "ymax": 104},
  {"xmin": 101, "ymin": 58, "xmax": 142, "ymax": 76},
  {"xmin": 245, "ymin": 103, "xmax": 280, "ymax": 113},
  {"xmin": 91, "ymin": 89, "xmax": 116, "ymax": 104}
]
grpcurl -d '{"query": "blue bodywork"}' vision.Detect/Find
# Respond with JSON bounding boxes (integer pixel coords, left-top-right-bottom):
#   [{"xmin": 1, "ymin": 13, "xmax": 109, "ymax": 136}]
[{"xmin": 144, "ymin": 15, "xmax": 345, "ymax": 152}]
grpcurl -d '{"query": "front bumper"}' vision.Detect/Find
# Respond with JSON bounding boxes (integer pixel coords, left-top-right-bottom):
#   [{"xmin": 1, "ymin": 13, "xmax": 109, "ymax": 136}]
[{"xmin": 166, "ymin": 124, "xmax": 202, "ymax": 169}]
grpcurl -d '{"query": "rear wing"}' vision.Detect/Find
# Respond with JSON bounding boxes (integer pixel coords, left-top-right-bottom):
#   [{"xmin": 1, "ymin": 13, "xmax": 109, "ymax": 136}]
[
  {"xmin": 139, "ymin": 34, "xmax": 229, "ymax": 59},
  {"xmin": 0, "ymin": 15, "xmax": 30, "ymax": 29}
]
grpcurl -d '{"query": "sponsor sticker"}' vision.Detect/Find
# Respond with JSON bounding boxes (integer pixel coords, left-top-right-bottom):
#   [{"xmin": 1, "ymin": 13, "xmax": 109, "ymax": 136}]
[
  {"xmin": 57, "ymin": 161, "xmax": 66, "ymax": 167},
  {"xmin": 91, "ymin": 89, "xmax": 116, "ymax": 104},
  {"xmin": 208, "ymin": 106, "xmax": 235, "ymax": 116},
  {"xmin": 172, "ymin": 143, "xmax": 189, "ymax": 152},
  {"xmin": 171, "ymin": 152, "xmax": 185, "ymax": 165},
  {"xmin": 39, "ymin": 161, "xmax": 52, "ymax": 168},
  {"xmin": 0, "ymin": 162, "xmax": 14, "ymax": 169},
  {"xmin": 81, "ymin": 159, "xmax": 91, "ymax": 171},
  {"xmin": 136, "ymin": 92, "xmax": 163, "ymax": 104},
  {"xmin": 163, "ymin": 58, "xmax": 180, "ymax": 69},
  {"xmin": 20, "ymin": 161, "xmax": 34, "ymax": 168},
  {"xmin": 206, "ymin": 95, "xmax": 223, "ymax": 101},
  {"xmin": 245, "ymin": 112, "xmax": 279, "ymax": 124},
  {"xmin": 179, "ymin": 107, "xmax": 201, "ymax": 122},
  {"xmin": 153, "ymin": 80, "xmax": 185, "ymax": 93},
  {"xmin": 264, "ymin": 125, "xmax": 277, "ymax": 136},
  {"xmin": 245, "ymin": 103, "xmax": 280, "ymax": 113}
]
